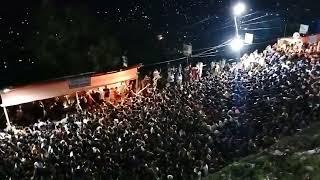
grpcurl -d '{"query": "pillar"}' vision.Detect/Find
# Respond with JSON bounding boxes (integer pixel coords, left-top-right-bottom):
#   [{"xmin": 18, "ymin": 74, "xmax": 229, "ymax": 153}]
[
  {"xmin": 75, "ymin": 92, "xmax": 82, "ymax": 111},
  {"xmin": 3, "ymin": 106, "xmax": 11, "ymax": 128},
  {"xmin": 135, "ymin": 72, "xmax": 139, "ymax": 92}
]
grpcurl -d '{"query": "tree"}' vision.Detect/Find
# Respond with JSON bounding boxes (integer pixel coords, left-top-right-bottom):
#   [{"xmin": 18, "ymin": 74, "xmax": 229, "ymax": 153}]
[
  {"xmin": 115, "ymin": 22, "xmax": 162, "ymax": 65},
  {"xmin": 26, "ymin": 0, "xmax": 121, "ymax": 79},
  {"xmin": 88, "ymin": 37, "xmax": 121, "ymax": 72}
]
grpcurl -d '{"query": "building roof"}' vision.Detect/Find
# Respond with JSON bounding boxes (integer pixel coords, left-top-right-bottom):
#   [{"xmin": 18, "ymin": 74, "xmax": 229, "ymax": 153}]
[{"xmin": 0, "ymin": 65, "xmax": 141, "ymax": 107}]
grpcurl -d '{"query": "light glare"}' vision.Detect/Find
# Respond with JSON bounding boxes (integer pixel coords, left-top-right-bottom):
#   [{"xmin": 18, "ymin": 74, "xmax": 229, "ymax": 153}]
[
  {"xmin": 3, "ymin": 88, "xmax": 11, "ymax": 93},
  {"xmin": 233, "ymin": 2, "xmax": 246, "ymax": 16},
  {"xmin": 230, "ymin": 38, "xmax": 244, "ymax": 51},
  {"xmin": 157, "ymin": 34, "xmax": 164, "ymax": 40}
]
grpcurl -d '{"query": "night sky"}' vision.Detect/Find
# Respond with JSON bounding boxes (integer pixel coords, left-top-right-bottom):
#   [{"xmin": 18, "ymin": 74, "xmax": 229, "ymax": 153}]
[{"xmin": 0, "ymin": 0, "xmax": 319, "ymax": 86}]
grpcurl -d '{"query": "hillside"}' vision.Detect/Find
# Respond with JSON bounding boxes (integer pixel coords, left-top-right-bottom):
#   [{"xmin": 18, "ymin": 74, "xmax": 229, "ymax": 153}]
[{"xmin": 207, "ymin": 122, "xmax": 320, "ymax": 180}]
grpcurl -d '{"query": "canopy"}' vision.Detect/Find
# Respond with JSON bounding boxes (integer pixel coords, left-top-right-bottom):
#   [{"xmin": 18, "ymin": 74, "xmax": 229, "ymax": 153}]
[{"xmin": 0, "ymin": 65, "xmax": 140, "ymax": 107}]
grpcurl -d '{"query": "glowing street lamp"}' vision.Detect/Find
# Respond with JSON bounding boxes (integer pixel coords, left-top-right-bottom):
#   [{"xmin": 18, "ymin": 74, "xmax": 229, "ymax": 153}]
[
  {"xmin": 232, "ymin": 2, "xmax": 246, "ymax": 37},
  {"xmin": 230, "ymin": 37, "xmax": 244, "ymax": 52},
  {"xmin": 233, "ymin": 2, "xmax": 246, "ymax": 16}
]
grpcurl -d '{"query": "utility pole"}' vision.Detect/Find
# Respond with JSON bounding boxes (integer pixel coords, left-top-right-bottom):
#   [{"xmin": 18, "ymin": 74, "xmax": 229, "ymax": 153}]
[{"xmin": 283, "ymin": 20, "xmax": 287, "ymax": 37}]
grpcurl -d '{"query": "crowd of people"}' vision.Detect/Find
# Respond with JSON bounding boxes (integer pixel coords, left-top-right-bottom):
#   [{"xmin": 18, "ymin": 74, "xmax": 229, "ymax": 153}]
[
  {"xmin": 0, "ymin": 39, "xmax": 320, "ymax": 180},
  {"xmin": 6, "ymin": 81, "xmax": 135, "ymax": 128}
]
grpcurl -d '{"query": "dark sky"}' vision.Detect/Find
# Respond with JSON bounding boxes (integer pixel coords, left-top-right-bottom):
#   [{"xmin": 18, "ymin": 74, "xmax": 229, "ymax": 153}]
[{"xmin": 0, "ymin": 0, "xmax": 319, "ymax": 86}]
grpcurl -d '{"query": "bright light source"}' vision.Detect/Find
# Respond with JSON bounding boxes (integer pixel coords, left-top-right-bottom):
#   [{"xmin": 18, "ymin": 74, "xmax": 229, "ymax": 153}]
[
  {"xmin": 3, "ymin": 88, "xmax": 11, "ymax": 93},
  {"xmin": 233, "ymin": 2, "xmax": 246, "ymax": 16},
  {"xmin": 157, "ymin": 34, "xmax": 164, "ymax": 40},
  {"xmin": 230, "ymin": 37, "xmax": 244, "ymax": 51}
]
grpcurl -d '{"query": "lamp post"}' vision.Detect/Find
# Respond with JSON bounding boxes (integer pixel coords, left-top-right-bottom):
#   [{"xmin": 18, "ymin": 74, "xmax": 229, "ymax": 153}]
[
  {"xmin": 233, "ymin": 2, "xmax": 246, "ymax": 37},
  {"xmin": 230, "ymin": 2, "xmax": 246, "ymax": 53},
  {"xmin": 234, "ymin": 16, "xmax": 239, "ymax": 37}
]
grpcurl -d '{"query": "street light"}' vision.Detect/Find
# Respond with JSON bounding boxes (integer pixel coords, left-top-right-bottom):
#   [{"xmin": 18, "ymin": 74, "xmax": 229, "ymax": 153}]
[
  {"xmin": 232, "ymin": 2, "xmax": 246, "ymax": 37},
  {"xmin": 230, "ymin": 37, "xmax": 244, "ymax": 51},
  {"xmin": 233, "ymin": 2, "xmax": 246, "ymax": 16}
]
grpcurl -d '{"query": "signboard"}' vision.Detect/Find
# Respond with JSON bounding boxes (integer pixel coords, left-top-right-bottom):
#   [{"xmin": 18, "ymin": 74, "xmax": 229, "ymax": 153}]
[
  {"xmin": 183, "ymin": 44, "xmax": 192, "ymax": 56},
  {"xmin": 299, "ymin": 24, "xmax": 309, "ymax": 34},
  {"xmin": 244, "ymin": 33, "xmax": 254, "ymax": 44},
  {"xmin": 68, "ymin": 76, "xmax": 91, "ymax": 89}
]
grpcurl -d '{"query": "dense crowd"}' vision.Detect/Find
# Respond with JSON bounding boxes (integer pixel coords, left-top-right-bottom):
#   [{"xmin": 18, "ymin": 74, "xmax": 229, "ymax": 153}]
[{"xmin": 1, "ymin": 41, "xmax": 320, "ymax": 180}]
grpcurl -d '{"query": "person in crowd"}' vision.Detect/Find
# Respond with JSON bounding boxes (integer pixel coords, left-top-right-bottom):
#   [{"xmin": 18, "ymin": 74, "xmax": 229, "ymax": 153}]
[
  {"xmin": 153, "ymin": 69, "xmax": 161, "ymax": 89},
  {"xmin": 103, "ymin": 87, "xmax": 110, "ymax": 101}
]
